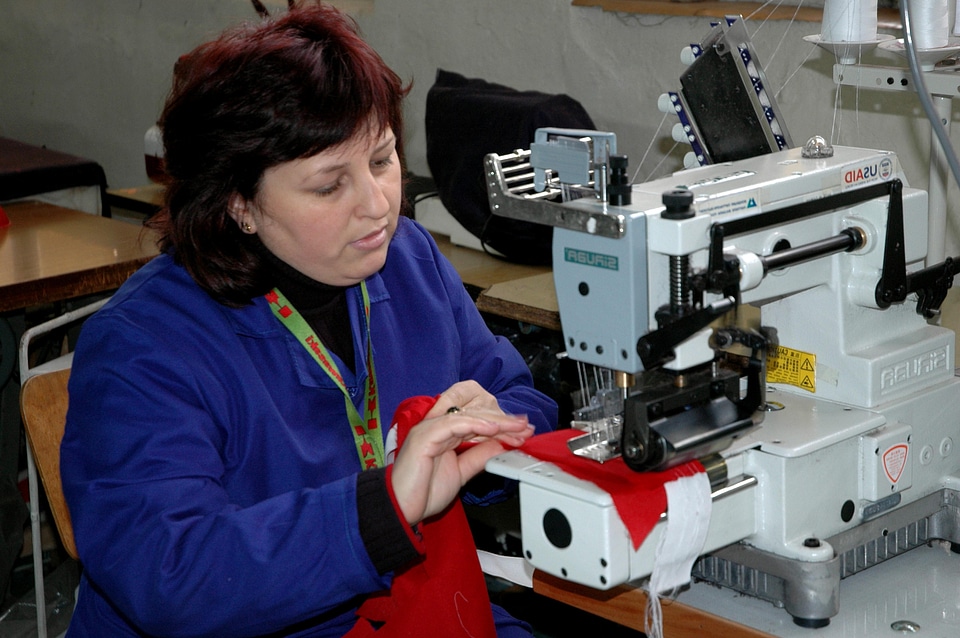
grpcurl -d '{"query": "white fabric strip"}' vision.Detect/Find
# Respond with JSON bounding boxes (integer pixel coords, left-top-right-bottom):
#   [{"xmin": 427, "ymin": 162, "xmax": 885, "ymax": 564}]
[
  {"xmin": 644, "ymin": 470, "xmax": 713, "ymax": 638},
  {"xmin": 477, "ymin": 550, "xmax": 534, "ymax": 589}
]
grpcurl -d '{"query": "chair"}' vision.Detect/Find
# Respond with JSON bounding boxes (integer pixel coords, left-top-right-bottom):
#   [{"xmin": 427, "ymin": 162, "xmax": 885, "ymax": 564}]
[
  {"xmin": 18, "ymin": 299, "xmax": 107, "ymax": 638},
  {"xmin": 21, "ymin": 368, "xmax": 76, "ymax": 561}
]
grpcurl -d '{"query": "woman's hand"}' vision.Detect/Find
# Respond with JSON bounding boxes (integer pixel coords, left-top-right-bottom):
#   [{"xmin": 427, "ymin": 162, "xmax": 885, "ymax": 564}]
[
  {"xmin": 426, "ymin": 380, "xmax": 529, "ymax": 449},
  {"xmin": 426, "ymin": 380, "xmax": 500, "ymax": 417},
  {"xmin": 390, "ymin": 394, "xmax": 533, "ymax": 525}
]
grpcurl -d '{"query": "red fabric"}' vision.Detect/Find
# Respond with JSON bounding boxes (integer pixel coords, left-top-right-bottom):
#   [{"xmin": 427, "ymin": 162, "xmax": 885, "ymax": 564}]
[
  {"xmin": 520, "ymin": 429, "xmax": 704, "ymax": 550},
  {"xmin": 347, "ymin": 396, "xmax": 497, "ymax": 638},
  {"xmin": 383, "ymin": 465, "xmax": 425, "ymax": 551},
  {"xmin": 0, "ymin": 205, "xmax": 8, "ymax": 228}
]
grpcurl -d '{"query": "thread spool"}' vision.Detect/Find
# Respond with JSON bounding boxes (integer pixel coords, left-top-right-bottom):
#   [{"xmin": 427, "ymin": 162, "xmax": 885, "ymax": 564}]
[
  {"xmin": 821, "ymin": 0, "xmax": 879, "ymax": 42},
  {"xmin": 911, "ymin": 0, "xmax": 950, "ymax": 50}
]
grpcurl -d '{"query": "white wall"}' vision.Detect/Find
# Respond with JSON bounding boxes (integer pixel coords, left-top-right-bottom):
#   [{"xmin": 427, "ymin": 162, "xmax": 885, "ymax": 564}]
[
  {"xmin": 2, "ymin": 0, "xmax": 958, "ymax": 252},
  {"xmin": 0, "ymin": 0, "xmax": 262, "ymax": 198}
]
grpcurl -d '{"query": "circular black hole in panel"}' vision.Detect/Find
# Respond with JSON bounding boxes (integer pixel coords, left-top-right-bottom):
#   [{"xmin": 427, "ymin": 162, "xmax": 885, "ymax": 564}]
[
  {"xmin": 841, "ymin": 500, "xmax": 855, "ymax": 523},
  {"xmin": 543, "ymin": 508, "xmax": 572, "ymax": 549}
]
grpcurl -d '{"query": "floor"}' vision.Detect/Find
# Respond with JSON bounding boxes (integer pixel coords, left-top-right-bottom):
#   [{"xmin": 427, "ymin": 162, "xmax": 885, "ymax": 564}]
[
  {"xmin": 0, "ymin": 522, "xmax": 642, "ymax": 638},
  {"xmin": 0, "ymin": 528, "xmax": 76, "ymax": 638},
  {"xmin": 488, "ymin": 576, "xmax": 646, "ymax": 638}
]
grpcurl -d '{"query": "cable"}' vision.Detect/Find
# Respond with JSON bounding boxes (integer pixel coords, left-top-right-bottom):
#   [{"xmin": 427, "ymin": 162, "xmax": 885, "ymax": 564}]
[{"xmin": 900, "ymin": 0, "xmax": 960, "ymax": 193}]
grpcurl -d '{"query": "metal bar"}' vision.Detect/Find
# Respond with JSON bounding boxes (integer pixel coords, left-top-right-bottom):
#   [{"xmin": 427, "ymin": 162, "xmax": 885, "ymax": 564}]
[{"xmin": 760, "ymin": 229, "xmax": 863, "ymax": 273}]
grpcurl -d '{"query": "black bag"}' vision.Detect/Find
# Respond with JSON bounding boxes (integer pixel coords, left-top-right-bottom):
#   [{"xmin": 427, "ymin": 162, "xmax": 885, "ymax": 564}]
[
  {"xmin": 0, "ymin": 474, "xmax": 27, "ymax": 599},
  {"xmin": 425, "ymin": 70, "xmax": 596, "ymax": 265}
]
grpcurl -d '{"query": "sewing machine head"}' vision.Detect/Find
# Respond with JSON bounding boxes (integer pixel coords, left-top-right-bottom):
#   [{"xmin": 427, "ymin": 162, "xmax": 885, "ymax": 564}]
[{"xmin": 486, "ymin": 131, "xmax": 948, "ymax": 472}]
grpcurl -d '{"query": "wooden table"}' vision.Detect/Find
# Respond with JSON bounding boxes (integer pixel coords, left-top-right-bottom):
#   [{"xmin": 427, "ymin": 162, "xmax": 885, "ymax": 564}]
[
  {"xmin": 429, "ymin": 233, "xmax": 560, "ymax": 331},
  {"xmin": 432, "ymin": 233, "xmax": 550, "ymax": 292},
  {"xmin": 0, "ymin": 200, "xmax": 159, "ymax": 312},
  {"xmin": 533, "ymin": 571, "xmax": 773, "ymax": 637},
  {"xmin": 106, "ymin": 183, "xmax": 165, "ymax": 218},
  {"xmin": 0, "ymin": 137, "xmax": 109, "ymax": 217},
  {"xmin": 476, "ymin": 272, "xmax": 560, "ymax": 331}
]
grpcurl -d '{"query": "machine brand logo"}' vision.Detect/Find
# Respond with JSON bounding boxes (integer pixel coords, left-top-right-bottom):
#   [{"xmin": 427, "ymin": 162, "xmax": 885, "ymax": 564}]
[
  {"xmin": 564, "ymin": 248, "xmax": 619, "ymax": 270},
  {"xmin": 843, "ymin": 158, "xmax": 894, "ymax": 186},
  {"xmin": 879, "ymin": 346, "xmax": 949, "ymax": 392},
  {"xmin": 880, "ymin": 158, "xmax": 893, "ymax": 179}
]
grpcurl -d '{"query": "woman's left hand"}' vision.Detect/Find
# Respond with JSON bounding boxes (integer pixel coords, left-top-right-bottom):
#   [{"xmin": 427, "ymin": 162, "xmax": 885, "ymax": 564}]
[{"xmin": 427, "ymin": 380, "xmax": 526, "ymax": 448}]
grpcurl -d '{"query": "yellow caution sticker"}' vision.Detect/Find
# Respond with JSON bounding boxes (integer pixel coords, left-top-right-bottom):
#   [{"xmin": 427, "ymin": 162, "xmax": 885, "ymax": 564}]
[{"xmin": 766, "ymin": 345, "xmax": 816, "ymax": 393}]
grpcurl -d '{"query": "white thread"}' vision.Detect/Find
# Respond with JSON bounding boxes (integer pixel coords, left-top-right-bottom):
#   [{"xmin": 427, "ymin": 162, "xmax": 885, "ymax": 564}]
[
  {"xmin": 454, "ymin": 591, "xmax": 477, "ymax": 638},
  {"xmin": 831, "ymin": 76, "xmax": 843, "ymax": 145},
  {"xmin": 776, "ymin": 38, "xmax": 822, "ymax": 100},
  {"xmin": 821, "ymin": 0, "xmax": 879, "ymax": 42},
  {"xmin": 912, "ymin": 0, "xmax": 950, "ymax": 49},
  {"xmin": 640, "ymin": 141, "xmax": 680, "ymax": 182},
  {"xmin": 765, "ymin": 2, "xmax": 804, "ymax": 69},
  {"xmin": 643, "ymin": 469, "xmax": 713, "ymax": 638}
]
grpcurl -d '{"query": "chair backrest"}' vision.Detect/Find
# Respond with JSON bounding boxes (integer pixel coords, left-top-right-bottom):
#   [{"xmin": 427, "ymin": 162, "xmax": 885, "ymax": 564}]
[{"xmin": 20, "ymin": 367, "xmax": 77, "ymax": 560}]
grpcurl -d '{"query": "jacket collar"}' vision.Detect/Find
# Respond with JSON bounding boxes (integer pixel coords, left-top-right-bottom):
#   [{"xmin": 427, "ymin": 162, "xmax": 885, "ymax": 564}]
[{"xmin": 222, "ymin": 270, "xmax": 390, "ymax": 338}]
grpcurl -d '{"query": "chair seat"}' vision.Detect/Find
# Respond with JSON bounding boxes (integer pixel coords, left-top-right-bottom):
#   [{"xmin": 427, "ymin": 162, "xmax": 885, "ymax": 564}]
[{"xmin": 21, "ymin": 368, "xmax": 76, "ymax": 560}]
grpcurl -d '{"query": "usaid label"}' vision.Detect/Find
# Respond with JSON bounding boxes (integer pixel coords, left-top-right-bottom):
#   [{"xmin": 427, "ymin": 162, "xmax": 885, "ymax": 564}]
[{"xmin": 841, "ymin": 156, "xmax": 895, "ymax": 191}]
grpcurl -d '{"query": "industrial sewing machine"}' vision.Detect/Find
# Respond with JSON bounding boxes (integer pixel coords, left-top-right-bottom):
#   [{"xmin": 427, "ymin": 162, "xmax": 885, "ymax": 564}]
[{"xmin": 482, "ymin": 18, "xmax": 960, "ymax": 629}]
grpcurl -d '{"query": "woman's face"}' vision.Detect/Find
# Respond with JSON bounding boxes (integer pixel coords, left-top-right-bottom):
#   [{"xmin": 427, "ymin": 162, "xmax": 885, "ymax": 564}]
[{"xmin": 233, "ymin": 125, "xmax": 402, "ymax": 286}]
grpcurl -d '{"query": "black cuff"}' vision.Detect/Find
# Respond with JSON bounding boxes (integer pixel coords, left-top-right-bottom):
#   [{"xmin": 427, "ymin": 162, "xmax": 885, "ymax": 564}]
[{"xmin": 356, "ymin": 468, "xmax": 421, "ymax": 575}]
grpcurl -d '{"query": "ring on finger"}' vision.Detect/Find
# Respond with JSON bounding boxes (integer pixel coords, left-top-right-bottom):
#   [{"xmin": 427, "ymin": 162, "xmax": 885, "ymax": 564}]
[{"xmin": 446, "ymin": 406, "xmax": 461, "ymax": 414}]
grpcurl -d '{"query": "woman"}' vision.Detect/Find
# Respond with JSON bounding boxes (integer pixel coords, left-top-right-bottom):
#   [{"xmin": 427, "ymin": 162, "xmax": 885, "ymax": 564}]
[{"xmin": 59, "ymin": 3, "xmax": 556, "ymax": 636}]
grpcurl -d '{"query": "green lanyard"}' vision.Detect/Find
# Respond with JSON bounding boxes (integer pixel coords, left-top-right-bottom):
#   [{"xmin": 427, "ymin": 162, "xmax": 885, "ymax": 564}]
[{"xmin": 265, "ymin": 282, "xmax": 384, "ymax": 470}]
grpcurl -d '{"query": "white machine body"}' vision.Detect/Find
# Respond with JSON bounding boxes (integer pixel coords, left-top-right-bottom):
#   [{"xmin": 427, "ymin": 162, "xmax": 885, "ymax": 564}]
[{"xmin": 485, "ymin": 145, "xmax": 960, "ymax": 622}]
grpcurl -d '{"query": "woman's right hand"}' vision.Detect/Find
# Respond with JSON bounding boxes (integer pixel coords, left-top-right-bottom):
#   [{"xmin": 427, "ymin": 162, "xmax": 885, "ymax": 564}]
[
  {"xmin": 389, "ymin": 406, "xmax": 532, "ymax": 525},
  {"xmin": 427, "ymin": 380, "xmax": 501, "ymax": 416}
]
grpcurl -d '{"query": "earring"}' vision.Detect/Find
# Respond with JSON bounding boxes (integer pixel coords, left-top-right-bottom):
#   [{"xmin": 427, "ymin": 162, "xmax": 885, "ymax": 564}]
[{"xmin": 241, "ymin": 221, "xmax": 252, "ymax": 233}]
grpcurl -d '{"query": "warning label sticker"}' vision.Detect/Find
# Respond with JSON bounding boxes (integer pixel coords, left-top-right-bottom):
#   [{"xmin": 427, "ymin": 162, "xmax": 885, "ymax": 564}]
[
  {"xmin": 766, "ymin": 345, "xmax": 816, "ymax": 393},
  {"xmin": 883, "ymin": 444, "xmax": 908, "ymax": 484},
  {"xmin": 696, "ymin": 189, "xmax": 762, "ymax": 218}
]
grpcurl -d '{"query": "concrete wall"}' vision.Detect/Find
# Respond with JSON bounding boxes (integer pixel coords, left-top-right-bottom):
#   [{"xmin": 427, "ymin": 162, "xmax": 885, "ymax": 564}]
[{"xmin": 2, "ymin": 0, "xmax": 958, "ymax": 252}]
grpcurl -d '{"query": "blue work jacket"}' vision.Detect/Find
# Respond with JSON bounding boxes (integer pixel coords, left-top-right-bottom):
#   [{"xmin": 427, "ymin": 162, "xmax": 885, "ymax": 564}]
[{"xmin": 60, "ymin": 217, "xmax": 557, "ymax": 637}]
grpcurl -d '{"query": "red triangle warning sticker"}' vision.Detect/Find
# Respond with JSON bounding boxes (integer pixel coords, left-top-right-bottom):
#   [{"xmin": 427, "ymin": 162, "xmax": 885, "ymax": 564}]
[{"xmin": 883, "ymin": 444, "xmax": 909, "ymax": 483}]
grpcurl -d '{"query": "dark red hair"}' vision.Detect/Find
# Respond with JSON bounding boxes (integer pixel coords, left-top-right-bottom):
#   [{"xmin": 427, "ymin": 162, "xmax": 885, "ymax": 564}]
[{"xmin": 151, "ymin": 1, "xmax": 409, "ymax": 305}]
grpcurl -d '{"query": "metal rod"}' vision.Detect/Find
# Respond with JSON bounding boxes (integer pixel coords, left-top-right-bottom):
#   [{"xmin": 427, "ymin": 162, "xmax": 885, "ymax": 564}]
[
  {"xmin": 504, "ymin": 171, "xmax": 537, "ymax": 185},
  {"xmin": 500, "ymin": 162, "xmax": 532, "ymax": 175},
  {"xmin": 761, "ymin": 228, "xmax": 864, "ymax": 273},
  {"xmin": 496, "ymin": 149, "xmax": 531, "ymax": 163},
  {"xmin": 528, "ymin": 190, "xmax": 562, "ymax": 200}
]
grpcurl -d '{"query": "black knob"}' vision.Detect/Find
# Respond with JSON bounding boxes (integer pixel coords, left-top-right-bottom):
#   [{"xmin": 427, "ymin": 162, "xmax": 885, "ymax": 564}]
[
  {"xmin": 608, "ymin": 155, "xmax": 631, "ymax": 206},
  {"xmin": 661, "ymin": 188, "xmax": 695, "ymax": 220}
]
